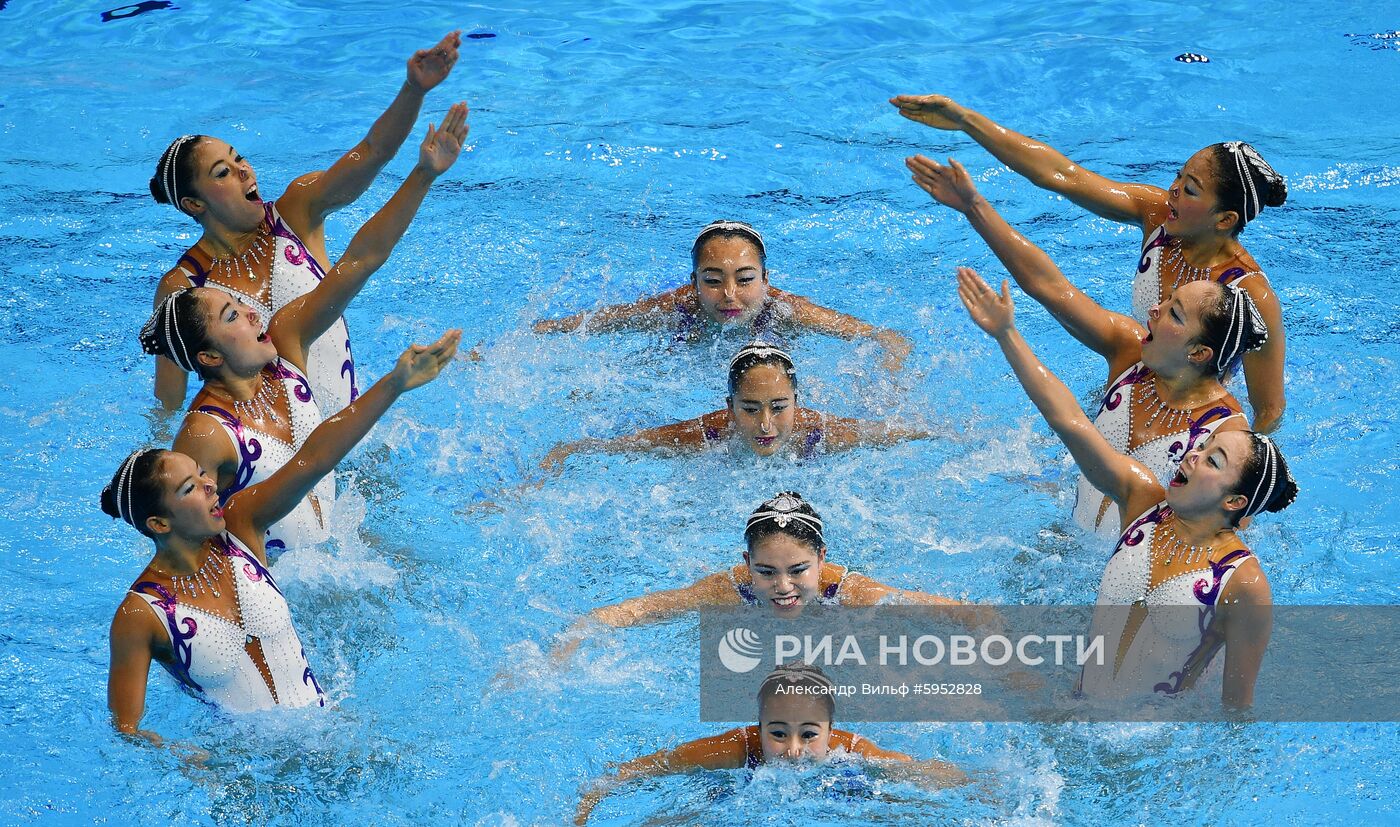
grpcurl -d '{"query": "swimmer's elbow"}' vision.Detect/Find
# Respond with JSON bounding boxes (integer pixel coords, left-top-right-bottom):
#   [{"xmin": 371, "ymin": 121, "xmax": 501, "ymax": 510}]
[{"xmin": 1251, "ymin": 403, "xmax": 1284, "ymax": 435}]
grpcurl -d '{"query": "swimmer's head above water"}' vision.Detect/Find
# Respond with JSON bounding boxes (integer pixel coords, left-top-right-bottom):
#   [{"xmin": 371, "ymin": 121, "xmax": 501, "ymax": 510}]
[
  {"xmin": 756, "ymin": 663, "xmax": 838, "ymax": 761},
  {"xmin": 101, "ymin": 448, "xmax": 225, "ymax": 540},
  {"xmin": 1142, "ymin": 281, "xmax": 1268, "ymax": 380},
  {"xmin": 140, "ymin": 287, "xmax": 277, "ymax": 381},
  {"xmin": 743, "ymin": 492, "xmax": 827, "ymax": 616},
  {"xmin": 690, "ymin": 220, "xmax": 769, "ymax": 327},
  {"xmin": 150, "ymin": 135, "xmax": 266, "ymax": 232},
  {"xmin": 1166, "ymin": 430, "xmax": 1297, "ymax": 526},
  {"xmin": 727, "ymin": 342, "xmax": 798, "ymax": 456},
  {"xmin": 1167, "ymin": 142, "xmax": 1287, "ymax": 239}
]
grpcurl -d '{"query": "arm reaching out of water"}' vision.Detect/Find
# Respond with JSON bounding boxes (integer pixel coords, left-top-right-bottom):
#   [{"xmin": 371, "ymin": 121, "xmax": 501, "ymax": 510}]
[
  {"xmin": 778, "ymin": 288, "xmax": 913, "ymax": 372},
  {"xmin": 550, "ymin": 572, "xmax": 739, "ymax": 664},
  {"xmin": 889, "ymin": 94, "xmax": 1164, "ymax": 229},
  {"xmin": 907, "ymin": 155, "xmax": 1143, "ymax": 369},
  {"xmin": 533, "ymin": 286, "xmax": 686, "ymax": 334},
  {"xmin": 955, "ymin": 268, "xmax": 1158, "ymax": 517}
]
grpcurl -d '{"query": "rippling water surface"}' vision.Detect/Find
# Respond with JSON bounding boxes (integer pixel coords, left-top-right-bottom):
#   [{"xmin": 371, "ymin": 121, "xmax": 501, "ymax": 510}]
[{"xmin": 1, "ymin": 0, "xmax": 1397, "ymax": 823}]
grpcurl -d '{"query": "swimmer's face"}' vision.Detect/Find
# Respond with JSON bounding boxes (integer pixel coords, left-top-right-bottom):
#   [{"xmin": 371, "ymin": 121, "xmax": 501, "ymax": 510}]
[
  {"xmin": 691, "ymin": 235, "xmax": 768, "ymax": 326},
  {"xmin": 183, "ymin": 138, "xmax": 264, "ymax": 230},
  {"xmin": 1143, "ymin": 280, "xmax": 1214, "ymax": 372},
  {"xmin": 758, "ymin": 692, "xmax": 834, "ymax": 762},
  {"xmin": 744, "ymin": 532, "xmax": 825, "ymax": 616},
  {"xmin": 727, "ymin": 364, "xmax": 797, "ymax": 456},
  {"xmin": 195, "ymin": 288, "xmax": 275, "ymax": 377},
  {"xmin": 1166, "ymin": 431, "xmax": 1251, "ymax": 519},
  {"xmin": 153, "ymin": 451, "xmax": 226, "ymax": 538},
  {"xmin": 1165, "ymin": 149, "xmax": 1232, "ymax": 237}
]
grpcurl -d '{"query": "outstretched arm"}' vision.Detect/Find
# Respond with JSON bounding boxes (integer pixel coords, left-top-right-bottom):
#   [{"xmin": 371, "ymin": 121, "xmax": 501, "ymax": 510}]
[
  {"xmin": 541, "ymin": 414, "xmax": 713, "ymax": 473},
  {"xmin": 550, "ymin": 572, "xmax": 736, "ymax": 663},
  {"xmin": 907, "ymin": 155, "xmax": 1144, "ymax": 365},
  {"xmin": 576, "ymin": 730, "xmax": 747, "ymax": 824},
  {"xmin": 273, "ymin": 105, "xmax": 468, "ymax": 366},
  {"xmin": 815, "ymin": 412, "xmax": 936, "ymax": 453},
  {"xmin": 534, "ymin": 286, "xmax": 686, "ymax": 334},
  {"xmin": 956, "ymin": 268, "xmax": 1159, "ymax": 514},
  {"xmin": 225, "ymin": 330, "xmax": 461, "ymax": 559},
  {"xmin": 279, "ymin": 31, "xmax": 462, "ymax": 227},
  {"xmin": 890, "ymin": 94, "xmax": 1164, "ymax": 228},
  {"xmin": 778, "ymin": 289, "xmax": 912, "ymax": 372}
]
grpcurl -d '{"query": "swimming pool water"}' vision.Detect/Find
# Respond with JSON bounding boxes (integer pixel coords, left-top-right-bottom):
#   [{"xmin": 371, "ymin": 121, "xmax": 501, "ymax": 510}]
[{"xmin": 1, "ymin": 0, "xmax": 1398, "ymax": 823}]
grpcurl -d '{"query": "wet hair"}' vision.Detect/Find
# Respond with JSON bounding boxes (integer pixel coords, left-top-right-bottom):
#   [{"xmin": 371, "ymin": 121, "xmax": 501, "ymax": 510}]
[
  {"xmin": 100, "ymin": 449, "xmax": 169, "ymax": 538},
  {"xmin": 728, "ymin": 341, "xmax": 797, "ymax": 395},
  {"xmin": 1207, "ymin": 142, "xmax": 1287, "ymax": 236},
  {"xmin": 691, "ymin": 219, "xmax": 767, "ymax": 272},
  {"xmin": 149, "ymin": 135, "xmax": 206, "ymax": 216},
  {"xmin": 757, "ymin": 662, "xmax": 836, "ymax": 723},
  {"xmin": 1229, "ymin": 433, "xmax": 1298, "ymax": 526},
  {"xmin": 139, "ymin": 288, "xmax": 216, "ymax": 377},
  {"xmin": 745, "ymin": 491, "xmax": 825, "ymax": 553},
  {"xmin": 1193, "ymin": 283, "xmax": 1269, "ymax": 378}
]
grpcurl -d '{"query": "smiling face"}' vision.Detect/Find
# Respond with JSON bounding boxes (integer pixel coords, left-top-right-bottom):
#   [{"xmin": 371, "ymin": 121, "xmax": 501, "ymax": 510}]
[
  {"xmin": 691, "ymin": 235, "xmax": 769, "ymax": 325},
  {"xmin": 1142, "ymin": 280, "xmax": 1215, "ymax": 374},
  {"xmin": 1165, "ymin": 149, "xmax": 1233, "ymax": 238},
  {"xmin": 182, "ymin": 138, "xmax": 265, "ymax": 231},
  {"xmin": 758, "ymin": 691, "xmax": 834, "ymax": 762},
  {"xmin": 744, "ymin": 532, "xmax": 825, "ymax": 616},
  {"xmin": 1165, "ymin": 430, "xmax": 1252, "ymax": 520},
  {"xmin": 192, "ymin": 287, "xmax": 274, "ymax": 377},
  {"xmin": 150, "ymin": 451, "xmax": 226, "ymax": 540},
  {"xmin": 728, "ymin": 363, "xmax": 797, "ymax": 456}
]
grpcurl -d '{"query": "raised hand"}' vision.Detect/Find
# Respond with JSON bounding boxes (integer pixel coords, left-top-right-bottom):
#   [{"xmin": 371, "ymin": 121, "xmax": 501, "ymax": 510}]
[
  {"xmin": 907, "ymin": 155, "xmax": 982, "ymax": 213},
  {"xmin": 956, "ymin": 267, "xmax": 1015, "ymax": 339},
  {"xmin": 418, "ymin": 102, "xmax": 469, "ymax": 176},
  {"xmin": 889, "ymin": 94, "xmax": 971, "ymax": 130},
  {"xmin": 391, "ymin": 329, "xmax": 462, "ymax": 392},
  {"xmin": 407, "ymin": 31, "xmax": 462, "ymax": 92}
]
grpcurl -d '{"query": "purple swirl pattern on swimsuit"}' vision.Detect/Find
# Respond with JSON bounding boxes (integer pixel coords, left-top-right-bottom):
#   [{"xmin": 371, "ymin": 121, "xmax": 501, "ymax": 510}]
[
  {"xmin": 214, "ymin": 533, "xmax": 285, "ymax": 597},
  {"xmin": 302, "ymin": 652, "xmax": 325, "ymax": 706},
  {"xmin": 1167, "ymin": 405, "xmax": 1237, "ymax": 463},
  {"xmin": 342, "ymin": 337, "xmax": 359, "ymax": 401},
  {"xmin": 1153, "ymin": 549, "xmax": 1251, "ymax": 694},
  {"xmin": 1102, "ymin": 364, "xmax": 1151, "ymax": 415},
  {"xmin": 132, "ymin": 580, "xmax": 203, "ymax": 692},
  {"xmin": 267, "ymin": 204, "xmax": 325, "ymax": 279},
  {"xmin": 1193, "ymin": 549, "xmax": 1251, "ymax": 606},
  {"xmin": 1137, "ymin": 226, "xmax": 1171, "ymax": 274},
  {"xmin": 269, "ymin": 361, "xmax": 313, "ymax": 404},
  {"xmin": 195, "ymin": 404, "xmax": 262, "ymax": 498},
  {"xmin": 1116, "ymin": 502, "xmax": 1166, "ymax": 552}
]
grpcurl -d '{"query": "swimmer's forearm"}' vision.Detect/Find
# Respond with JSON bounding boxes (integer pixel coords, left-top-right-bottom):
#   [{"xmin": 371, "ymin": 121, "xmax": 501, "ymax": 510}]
[
  {"xmin": 994, "ymin": 329, "xmax": 1090, "ymax": 437},
  {"xmin": 955, "ymin": 110, "xmax": 1081, "ymax": 191},
  {"xmin": 963, "ymin": 198, "xmax": 1073, "ymax": 301},
  {"xmin": 362, "ymin": 82, "xmax": 428, "ymax": 165}
]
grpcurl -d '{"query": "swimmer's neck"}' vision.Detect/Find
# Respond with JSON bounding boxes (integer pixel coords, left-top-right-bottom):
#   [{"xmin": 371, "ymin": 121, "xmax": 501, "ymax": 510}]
[
  {"xmin": 1167, "ymin": 507, "xmax": 1233, "ymax": 547},
  {"xmin": 1173, "ymin": 230, "xmax": 1239, "ymax": 268},
  {"xmin": 1149, "ymin": 365, "xmax": 1221, "ymax": 408},
  {"xmin": 204, "ymin": 364, "xmax": 271, "ymax": 401},
  {"xmin": 198, "ymin": 221, "xmax": 265, "ymax": 259},
  {"xmin": 151, "ymin": 534, "xmax": 215, "ymax": 577}
]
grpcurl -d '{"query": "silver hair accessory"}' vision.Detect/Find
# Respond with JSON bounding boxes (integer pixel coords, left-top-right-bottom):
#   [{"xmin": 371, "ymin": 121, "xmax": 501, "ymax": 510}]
[
  {"xmin": 161, "ymin": 135, "xmax": 197, "ymax": 213},
  {"xmin": 729, "ymin": 341, "xmax": 794, "ymax": 372},
  {"xmin": 1244, "ymin": 435, "xmax": 1280, "ymax": 518},
  {"xmin": 759, "ymin": 662, "xmax": 835, "ymax": 695},
  {"xmin": 141, "ymin": 290, "xmax": 197, "ymax": 372},
  {"xmin": 696, "ymin": 220, "xmax": 766, "ymax": 256},
  {"xmin": 1223, "ymin": 142, "xmax": 1281, "ymax": 226},
  {"xmin": 1215, "ymin": 285, "xmax": 1269, "ymax": 374},
  {"xmin": 747, "ymin": 493, "xmax": 824, "ymax": 541},
  {"xmin": 113, "ymin": 449, "xmax": 145, "ymax": 527}
]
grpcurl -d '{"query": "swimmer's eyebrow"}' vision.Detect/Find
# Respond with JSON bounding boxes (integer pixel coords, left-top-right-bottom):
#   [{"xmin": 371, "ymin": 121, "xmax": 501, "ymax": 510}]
[
  {"xmin": 218, "ymin": 300, "xmax": 233, "ymax": 317},
  {"xmin": 699, "ymin": 264, "xmax": 761, "ymax": 273},
  {"xmin": 208, "ymin": 147, "xmax": 238, "ymax": 175},
  {"xmin": 178, "ymin": 474, "xmax": 195, "ymax": 490},
  {"xmin": 1185, "ymin": 172, "xmax": 1205, "ymax": 189},
  {"xmin": 737, "ymin": 395, "xmax": 791, "ymax": 403}
]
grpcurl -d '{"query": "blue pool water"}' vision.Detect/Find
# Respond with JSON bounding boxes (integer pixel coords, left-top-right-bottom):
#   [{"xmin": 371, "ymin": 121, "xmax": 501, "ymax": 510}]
[{"xmin": 2, "ymin": 0, "xmax": 1398, "ymax": 823}]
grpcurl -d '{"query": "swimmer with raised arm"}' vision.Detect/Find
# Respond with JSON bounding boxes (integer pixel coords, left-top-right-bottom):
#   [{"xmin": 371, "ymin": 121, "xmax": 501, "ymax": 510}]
[
  {"xmin": 140, "ymin": 105, "xmax": 468, "ymax": 554},
  {"xmin": 575, "ymin": 663, "xmax": 968, "ymax": 824},
  {"xmin": 533, "ymin": 220, "xmax": 913, "ymax": 371},
  {"xmin": 541, "ymin": 341, "xmax": 934, "ymax": 471},
  {"xmin": 150, "ymin": 31, "xmax": 462, "ymax": 413},
  {"xmin": 956, "ymin": 266, "xmax": 1295, "ymax": 705},
  {"xmin": 105, "ymin": 328, "xmax": 460, "ymax": 744},
  {"xmin": 892, "ymin": 94, "xmax": 1289, "ymax": 431},
  {"xmin": 552, "ymin": 492, "xmax": 972, "ymax": 663},
  {"xmin": 907, "ymin": 157, "xmax": 1268, "ymax": 538}
]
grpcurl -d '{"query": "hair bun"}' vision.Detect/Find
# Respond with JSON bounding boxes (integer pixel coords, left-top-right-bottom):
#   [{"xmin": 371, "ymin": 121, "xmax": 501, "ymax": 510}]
[
  {"xmin": 99, "ymin": 483, "xmax": 121, "ymax": 520},
  {"xmin": 1264, "ymin": 177, "xmax": 1289, "ymax": 208},
  {"xmin": 1265, "ymin": 478, "xmax": 1299, "ymax": 513},
  {"xmin": 149, "ymin": 176, "xmax": 169, "ymax": 205}
]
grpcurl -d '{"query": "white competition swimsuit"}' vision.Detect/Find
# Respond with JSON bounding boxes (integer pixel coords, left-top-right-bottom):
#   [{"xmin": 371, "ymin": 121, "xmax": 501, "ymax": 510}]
[
  {"xmin": 192, "ymin": 358, "xmax": 334, "ymax": 554},
  {"xmin": 175, "ymin": 201, "xmax": 358, "ymax": 417},
  {"xmin": 1073, "ymin": 362, "xmax": 1245, "ymax": 539},
  {"xmin": 1077, "ymin": 503, "xmax": 1254, "ymax": 698},
  {"xmin": 130, "ymin": 532, "xmax": 325, "ymax": 713},
  {"xmin": 1132, "ymin": 224, "xmax": 1260, "ymax": 323}
]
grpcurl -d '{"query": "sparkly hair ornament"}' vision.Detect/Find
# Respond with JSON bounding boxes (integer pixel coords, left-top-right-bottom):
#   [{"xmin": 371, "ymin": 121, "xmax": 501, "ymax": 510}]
[
  {"xmin": 758, "ymin": 662, "xmax": 836, "ymax": 698},
  {"xmin": 746, "ymin": 492, "xmax": 824, "ymax": 544},
  {"xmin": 692, "ymin": 219, "xmax": 767, "ymax": 266},
  {"xmin": 1222, "ymin": 141, "xmax": 1284, "ymax": 227},
  {"xmin": 160, "ymin": 135, "xmax": 198, "ymax": 213},
  {"xmin": 729, "ymin": 341, "xmax": 793, "ymax": 372},
  {"xmin": 139, "ymin": 289, "xmax": 198, "ymax": 373},
  {"xmin": 1214, "ymin": 284, "xmax": 1269, "ymax": 374},
  {"xmin": 105, "ymin": 448, "xmax": 156, "ymax": 527},
  {"xmin": 1242, "ymin": 434, "xmax": 1297, "ymax": 518}
]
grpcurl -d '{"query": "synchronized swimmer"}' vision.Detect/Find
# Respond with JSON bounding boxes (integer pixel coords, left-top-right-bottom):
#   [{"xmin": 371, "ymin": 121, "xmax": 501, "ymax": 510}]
[{"xmin": 95, "ymin": 28, "xmax": 1308, "ymax": 821}]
